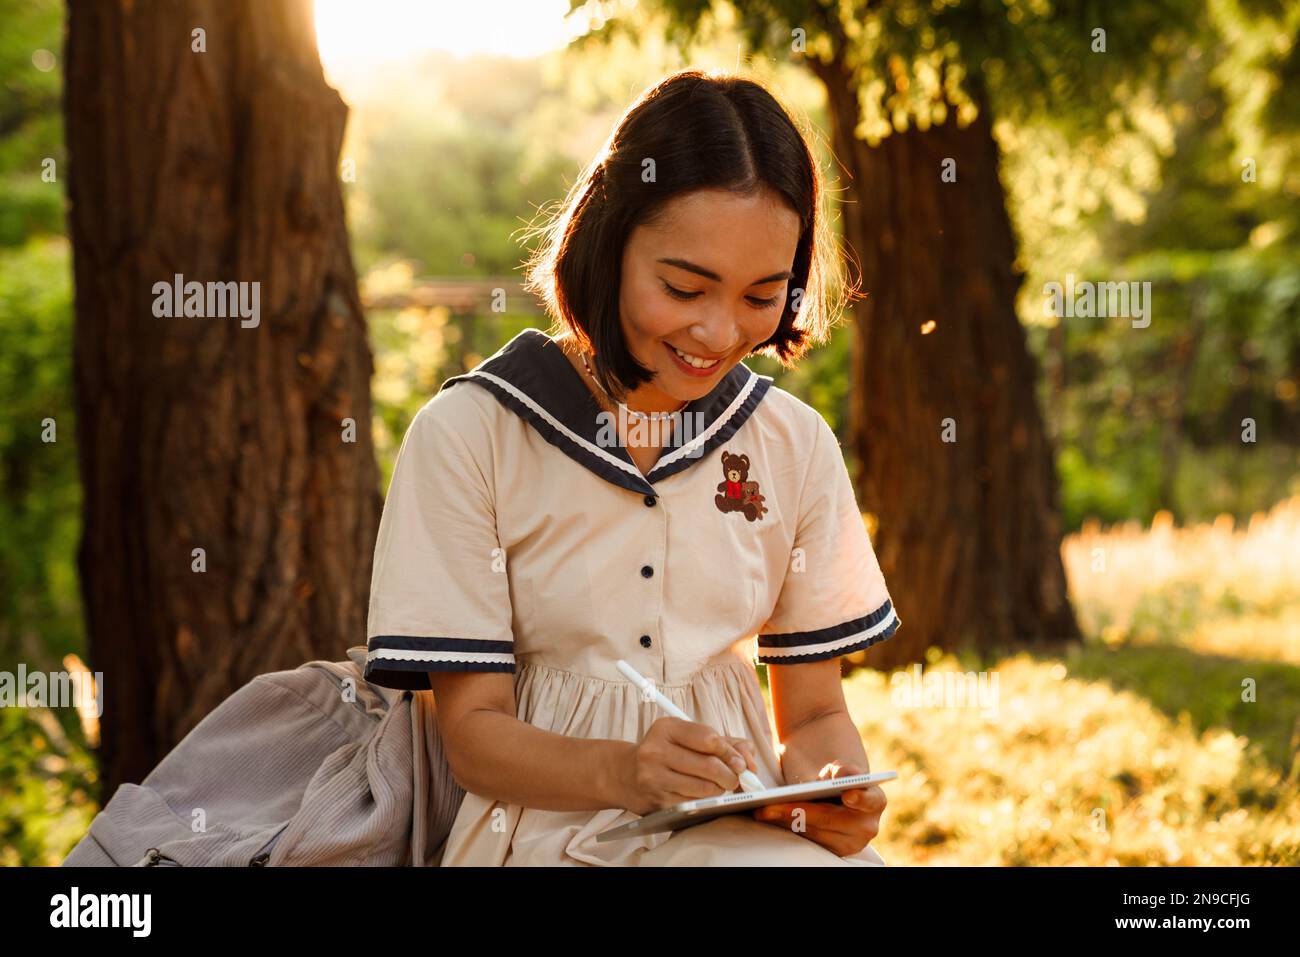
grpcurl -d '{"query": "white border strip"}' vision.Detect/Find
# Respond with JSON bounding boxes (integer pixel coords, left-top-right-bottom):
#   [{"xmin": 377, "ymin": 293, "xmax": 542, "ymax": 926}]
[
  {"xmin": 368, "ymin": 648, "xmax": 516, "ymax": 666},
  {"xmin": 468, "ymin": 370, "xmax": 645, "ymax": 480},
  {"xmin": 650, "ymin": 370, "xmax": 768, "ymax": 474},
  {"xmin": 756, "ymin": 607, "xmax": 899, "ymax": 660}
]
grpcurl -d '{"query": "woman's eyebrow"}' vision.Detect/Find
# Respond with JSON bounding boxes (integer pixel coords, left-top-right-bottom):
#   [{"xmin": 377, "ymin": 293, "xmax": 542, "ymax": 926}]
[{"xmin": 657, "ymin": 257, "xmax": 793, "ymax": 286}]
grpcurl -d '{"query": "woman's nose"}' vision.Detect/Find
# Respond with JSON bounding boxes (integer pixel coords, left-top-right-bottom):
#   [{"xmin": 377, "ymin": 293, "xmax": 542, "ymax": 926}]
[{"xmin": 688, "ymin": 311, "xmax": 743, "ymax": 355}]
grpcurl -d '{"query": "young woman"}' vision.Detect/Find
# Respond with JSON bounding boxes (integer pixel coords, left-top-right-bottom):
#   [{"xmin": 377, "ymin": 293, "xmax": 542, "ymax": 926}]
[{"xmin": 364, "ymin": 69, "xmax": 901, "ymax": 866}]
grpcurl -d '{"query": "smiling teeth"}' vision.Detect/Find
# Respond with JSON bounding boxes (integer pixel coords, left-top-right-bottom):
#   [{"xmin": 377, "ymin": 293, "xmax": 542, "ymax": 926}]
[{"xmin": 671, "ymin": 345, "xmax": 720, "ymax": 369}]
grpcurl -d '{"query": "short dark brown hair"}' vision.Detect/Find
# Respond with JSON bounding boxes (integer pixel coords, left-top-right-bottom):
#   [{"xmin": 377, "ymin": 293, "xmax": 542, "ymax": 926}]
[{"xmin": 520, "ymin": 69, "xmax": 857, "ymax": 402}]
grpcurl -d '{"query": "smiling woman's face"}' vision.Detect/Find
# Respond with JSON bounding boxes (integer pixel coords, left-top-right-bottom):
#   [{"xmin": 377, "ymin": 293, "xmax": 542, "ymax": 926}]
[{"xmin": 617, "ymin": 187, "xmax": 802, "ymax": 409}]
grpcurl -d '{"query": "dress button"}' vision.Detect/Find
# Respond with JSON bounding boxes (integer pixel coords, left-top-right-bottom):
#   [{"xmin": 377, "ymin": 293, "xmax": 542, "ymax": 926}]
[
  {"xmin": 639, "ymin": 635, "xmax": 652, "ymax": 648},
  {"xmin": 644, "ymin": 495, "xmax": 657, "ymax": 507},
  {"xmin": 641, "ymin": 565, "xmax": 653, "ymax": 578}
]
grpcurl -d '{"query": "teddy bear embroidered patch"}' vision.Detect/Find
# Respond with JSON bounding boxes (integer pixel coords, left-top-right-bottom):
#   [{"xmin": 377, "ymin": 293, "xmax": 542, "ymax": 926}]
[{"xmin": 715, "ymin": 450, "xmax": 768, "ymax": 522}]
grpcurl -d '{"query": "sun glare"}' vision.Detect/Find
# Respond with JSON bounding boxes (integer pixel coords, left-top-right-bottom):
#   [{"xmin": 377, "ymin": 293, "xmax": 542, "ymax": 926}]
[{"xmin": 314, "ymin": 0, "xmax": 585, "ymax": 77}]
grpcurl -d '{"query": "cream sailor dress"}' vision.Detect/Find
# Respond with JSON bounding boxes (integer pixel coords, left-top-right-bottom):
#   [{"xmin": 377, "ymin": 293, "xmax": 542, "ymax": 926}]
[{"xmin": 363, "ymin": 328, "xmax": 901, "ymax": 865}]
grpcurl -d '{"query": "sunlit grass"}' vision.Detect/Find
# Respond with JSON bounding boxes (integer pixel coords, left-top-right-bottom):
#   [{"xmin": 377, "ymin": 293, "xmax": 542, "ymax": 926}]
[
  {"xmin": 1063, "ymin": 498, "xmax": 1300, "ymax": 664},
  {"xmin": 839, "ymin": 497, "xmax": 1300, "ymax": 865},
  {"xmin": 844, "ymin": 651, "xmax": 1299, "ymax": 865}
]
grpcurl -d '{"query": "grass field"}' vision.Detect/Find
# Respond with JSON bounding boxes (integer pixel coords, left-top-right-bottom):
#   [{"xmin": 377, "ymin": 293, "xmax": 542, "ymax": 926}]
[
  {"xmin": 5, "ymin": 499, "xmax": 1299, "ymax": 865},
  {"xmin": 839, "ymin": 497, "xmax": 1300, "ymax": 865}
]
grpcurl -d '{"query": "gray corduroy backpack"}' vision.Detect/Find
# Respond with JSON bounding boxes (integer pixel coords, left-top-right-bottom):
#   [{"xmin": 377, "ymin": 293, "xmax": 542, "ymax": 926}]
[{"xmin": 60, "ymin": 646, "xmax": 465, "ymax": 867}]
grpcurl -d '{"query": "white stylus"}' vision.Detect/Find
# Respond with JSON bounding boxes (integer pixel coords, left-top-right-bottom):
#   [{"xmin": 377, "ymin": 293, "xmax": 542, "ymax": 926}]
[{"xmin": 616, "ymin": 659, "xmax": 765, "ymax": 793}]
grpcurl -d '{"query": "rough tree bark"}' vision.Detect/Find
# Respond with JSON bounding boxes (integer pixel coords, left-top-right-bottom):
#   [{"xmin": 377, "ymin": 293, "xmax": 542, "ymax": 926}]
[
  {"xmin": 65, "ymin": 0, "xmax": 380, "ymax": 798},
  {"xmin": 812, "ymin": 59, "xmax": 1081, "ymax": 665}
]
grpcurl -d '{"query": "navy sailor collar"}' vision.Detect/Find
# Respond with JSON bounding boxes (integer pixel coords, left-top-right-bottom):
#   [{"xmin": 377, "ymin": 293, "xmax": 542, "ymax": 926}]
[{"xmin": 438, "ymin": 328, "xmax": 772, "ymax": 497}]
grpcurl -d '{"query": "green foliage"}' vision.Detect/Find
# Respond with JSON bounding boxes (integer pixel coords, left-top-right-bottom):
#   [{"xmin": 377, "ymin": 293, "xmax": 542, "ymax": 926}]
[
  {"xmin": 600, "ymin": 0, "xmax": 1204, "ymax": 139},
  {"xmin": 1015, "ymin": 37, "xmax": 1300, "ymax": 526},
  {"xmin": 0, "ymin": 238, "xmax": 81, "ymax": 670},
  {"xmin": 0, "ymin": 705, "xmax": 98, "ymax": 866},
  {"xmin": 0, "ymin": 0, "xmax": 64, "ymax": 247},
  {"xmin": 366, "ymin": 285, "xmax": 541, "ymax": 486},
  {"xmin": 344, "ymin": 54, "xmax": 578, "ymax": 277},
  {"xmin": 0, "ymin": 0, "xmax": 92, "ymax": 870},
  {"xmin": 1037, "ymin": 247, "xmax": 1300, "ymax": 528}
]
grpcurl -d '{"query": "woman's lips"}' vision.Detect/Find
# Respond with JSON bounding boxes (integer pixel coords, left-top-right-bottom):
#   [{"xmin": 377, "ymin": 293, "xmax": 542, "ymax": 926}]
[{"xmin": 664, "ymin": 341, "xmax": 723, "ymax": 378}]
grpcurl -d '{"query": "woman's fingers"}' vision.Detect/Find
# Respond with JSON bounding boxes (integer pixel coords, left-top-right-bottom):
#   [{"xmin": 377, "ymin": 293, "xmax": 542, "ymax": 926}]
[
  {"xmin": 756, "ymin": 800, "xmax": 877, "ymax": 838},
  {"xmin": 665, "ymin": 721, "xmax": 756, "ymax": 786},
  {"xmin": 753, "ymin": 810, "xmax": 862, "ymax": 857},
  {"xmin": 654, "ymin": 766, "xmax": 729, "ymax": 804},
  {"xmin": 665, "ymin": 740, "xmax": 763, "ymax": 797},
  {"xmin": 750, "ymin": 768, "xmax": 885, "ymax": 855},
  {"xmin": 665, "ymin": 745, "xmax": 743, "ymax": 794},
  {"xmin": 646, "ymin": 720, "xmax": 767, "ymax": 799},
  {"xmin": 845, "ymin": 785, "xmax": 887, "ymax": 812},
  {"xmin": 724, "ymin": 736, "xmax": 759, "ymax": 773}
]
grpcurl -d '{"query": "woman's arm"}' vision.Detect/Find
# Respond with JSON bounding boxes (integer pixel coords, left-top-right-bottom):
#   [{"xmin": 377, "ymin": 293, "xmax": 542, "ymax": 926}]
[
  {"xmin": 430, "ymin": 671, "xmax": 632, "ymax": 811},
  {"xmin": 430, "ymin": 670, "xmax": 757, "ymax": 814},
  {"xmin": 758, "ymin": 658, "xmax": 885, "ymax": 855},
  {"xmin": 767, "ymin": 658, "xmax": 869, "ymax": 780}
]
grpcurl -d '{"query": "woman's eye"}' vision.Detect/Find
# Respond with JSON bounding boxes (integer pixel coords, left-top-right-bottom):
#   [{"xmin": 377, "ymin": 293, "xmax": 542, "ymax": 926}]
[
  {"xmin": 661, "ymin": 281, "xmax": 701, "ymax": 301},
  {"xmin": 661, "ymin": 279, "xmax": 780, "ymax": 310}
]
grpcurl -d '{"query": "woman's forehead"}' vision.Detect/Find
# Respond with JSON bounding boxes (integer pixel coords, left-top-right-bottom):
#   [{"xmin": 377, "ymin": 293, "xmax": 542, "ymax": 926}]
[
  {"xmin": 632, "ymin": 189, "xmax": 801, "ymax": 274},
  {"xmin": 646, "ymin": 186, "xmax": 798, "ymax": 232}
]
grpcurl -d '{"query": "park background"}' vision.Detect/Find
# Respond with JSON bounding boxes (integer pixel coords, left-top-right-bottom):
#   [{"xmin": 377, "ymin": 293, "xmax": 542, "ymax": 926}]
[{"xmin": 1, "ymin": 0, "xmax": 1298, "ymax": 865}]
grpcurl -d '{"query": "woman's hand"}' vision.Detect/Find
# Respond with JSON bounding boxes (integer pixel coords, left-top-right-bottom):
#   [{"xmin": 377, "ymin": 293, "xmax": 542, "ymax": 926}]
[
  {"xmin": 613, "ymin": 717, "xmax": 759, "ymax": 815},
  {"xmin": 752, "ymin": 760, "xmax": 884, "ymax": 857}
]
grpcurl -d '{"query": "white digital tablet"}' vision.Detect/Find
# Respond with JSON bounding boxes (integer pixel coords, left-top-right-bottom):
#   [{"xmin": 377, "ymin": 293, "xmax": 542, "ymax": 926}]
[{"xmin": 595, "ymin": 771, "xmax": 899, "ymax": 842}]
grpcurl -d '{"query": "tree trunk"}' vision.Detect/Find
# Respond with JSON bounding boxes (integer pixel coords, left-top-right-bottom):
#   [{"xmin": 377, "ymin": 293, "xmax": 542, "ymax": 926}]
[
  {"xmin": 65, "ymin": 0, "xmax": 380, "ymax": 798},
  {"xmin": 813, "ymin": 61, "xmax": 1081, "ymax": 664}
]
